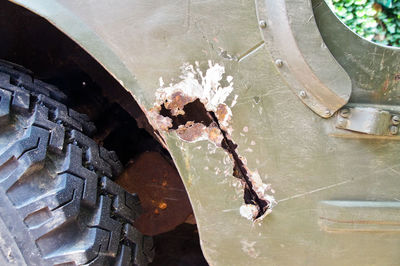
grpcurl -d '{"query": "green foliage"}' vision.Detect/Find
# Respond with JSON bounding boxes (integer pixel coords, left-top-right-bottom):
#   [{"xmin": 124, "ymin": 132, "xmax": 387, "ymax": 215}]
[{"xmin": 327, "ymin": 0, "xmax": 400, "ymax": 47}]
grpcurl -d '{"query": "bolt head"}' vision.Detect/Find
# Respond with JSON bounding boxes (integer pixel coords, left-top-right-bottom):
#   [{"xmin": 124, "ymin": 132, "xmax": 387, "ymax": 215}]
[
  {"xmin": 275, "ymin": 59, "xmax": 283, "ymax": 67},
  {"xmin": 299, "ymin": 91, "xmax": 307, "ymax": 99},
  {"xmin": 392, "ymin": 115, "xmax": 400, "ymax": 125},
  {"xmin": 259, "ymin": 20, "xmax": 267, "ymax": 29},
  {"xmin": 390, "ymin": 126, "xmax": 399, "ymax": 135},
  {"xmin": 324, "ymin": 109, "xmax": 331, "ymax": 116},
  {"xmin": 336, "ymin": 117, "xmax": 347, "ymax": 128},
  {"xmin": 339, "ymin": 108, "xmax": 350, "ymax": 118}
]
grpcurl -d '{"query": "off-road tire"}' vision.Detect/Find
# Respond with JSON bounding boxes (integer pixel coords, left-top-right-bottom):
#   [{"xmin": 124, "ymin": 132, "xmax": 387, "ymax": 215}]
[{"xmin": 0, "ymin": 60, "xmax": 154, "ymax": 265}]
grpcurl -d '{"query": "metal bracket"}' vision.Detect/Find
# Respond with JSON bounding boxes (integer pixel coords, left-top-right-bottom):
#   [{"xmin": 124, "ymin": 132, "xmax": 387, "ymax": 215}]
[{"xmin": 336, "ymin": 107, "xmax": 400, "ymax": 136}]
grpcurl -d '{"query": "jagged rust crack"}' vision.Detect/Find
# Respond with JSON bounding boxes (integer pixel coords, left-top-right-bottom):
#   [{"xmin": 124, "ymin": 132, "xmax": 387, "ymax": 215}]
[
  {"xmin": 153, "ymin": 98, "xmax": 272, "ymax": 220},
  {"xmin": 209, "ymin": 112, "xmax": 270, "ymax": 219},
  {"xmin": 148, "ymin": 61, "xmax": 275, "ymax": 221}
]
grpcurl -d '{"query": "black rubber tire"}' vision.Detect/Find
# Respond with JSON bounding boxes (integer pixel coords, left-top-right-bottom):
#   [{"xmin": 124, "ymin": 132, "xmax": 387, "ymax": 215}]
[{"xmin": 0, "ymin": 60, "xmax": 154, "ymax": 265}]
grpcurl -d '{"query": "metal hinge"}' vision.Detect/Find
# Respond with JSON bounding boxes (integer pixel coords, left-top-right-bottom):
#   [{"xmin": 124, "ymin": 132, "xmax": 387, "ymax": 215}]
[{"xmin": 335, "ymin": 106, "xmax": 400, "ymax": 136}]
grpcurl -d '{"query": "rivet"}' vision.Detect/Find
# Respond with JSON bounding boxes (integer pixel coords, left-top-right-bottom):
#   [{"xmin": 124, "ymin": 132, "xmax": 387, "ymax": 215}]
[
  {"xmin": 390, "ymin": 126, "xmax": 399, "ymax": 135},
  {"xmin": 259, "ymin": 20, "xmax": 267, "ymax": 29},
  {"xmin": 275, "ymin": 59, "xmax": 283, "ymax": 67},
  {"xmin": 299, "ymin": 91, "xmax": 307, "ymax": 99},
  {"xmin": 324, "ymin": 109, "xmax": 331, "ymax": 116},
  {"xmin": 392, "ymin": 115, "xmax": 400, "ymax": 125},
  {"xmin": 339, "ymin": 108, "xmax": 350, "ymax": 118},
  {"xmin": 336, "ymin": 117, "xmax": 347, "ymax": 128}
]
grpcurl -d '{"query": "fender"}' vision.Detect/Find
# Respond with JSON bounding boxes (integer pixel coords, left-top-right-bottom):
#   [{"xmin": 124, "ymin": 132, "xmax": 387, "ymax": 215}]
[{"xmin": 10, "ymin": 0, "xmax": 400, "ymax": 264}]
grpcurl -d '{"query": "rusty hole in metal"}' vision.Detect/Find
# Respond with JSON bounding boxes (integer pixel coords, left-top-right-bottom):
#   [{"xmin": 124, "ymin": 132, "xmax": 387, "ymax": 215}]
[
  {"xmin": 158, "ymin": 99, "xmax": 271, "ymax": 219},
  {"xmin": 159, "ymin": 99, "xmax": 213, "ymax": 130}
]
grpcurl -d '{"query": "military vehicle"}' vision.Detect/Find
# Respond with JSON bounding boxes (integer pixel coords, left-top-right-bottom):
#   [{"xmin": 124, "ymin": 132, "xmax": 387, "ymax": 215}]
[{"xmin": 0, "ymin": 0, "xmax": 399, "ymax": 265}]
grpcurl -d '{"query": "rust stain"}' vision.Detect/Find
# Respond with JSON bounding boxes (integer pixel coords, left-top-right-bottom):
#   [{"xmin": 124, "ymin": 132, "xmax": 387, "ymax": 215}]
[
  {"xmin": 176, "ymin": 122, "xmax": 207, "ymax": 142},
  {"xmin": 206, "ymin": 125, "xmax": 224, "ymax": 145},
  {"xmin": 373, "ymin": 77, "xmax": 390, "ymax": 102},
  {"xmin": 147, "ymin": 61, "xmax": 276, "ymax": 221},
  {"xmin": 158, "ymin": 202, "xmax": 168, "ymax": 210},
  {"xmin": 215, "ymin": 103, "xmax": 232, "ymax": 131},
  {"xmin": 216, "ymin": 104, "xmax": 228, "ymax": 121},
  {"xmin": 148, "ymin": 106, "xmax": 172, "ymax": 131},
  {"xmin": 382, "ymin": 78, "xmax": 389, "ymax": 92},
  {"xmin": 117, "ymin": 152, "xmax": 194, "ymax": 235},
  {"xmin": 165, "ymin": 91, "xmax": 195, "ymax": 116}
]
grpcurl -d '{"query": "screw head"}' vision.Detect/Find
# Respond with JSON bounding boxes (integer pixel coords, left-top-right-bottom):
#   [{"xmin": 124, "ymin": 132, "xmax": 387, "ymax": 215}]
[
  {"xmin": 390, "ymin": 126, "xmax": 399, "ymax": 135},
  {"xmin": 392, "ymin": 115, "xmax": 400, "ymax": 125},
  {"xmin": 339, "ymin": 108, "xmax": 350, "ymax": 118},
  {"xmin": 259, "ymin": 20, "xmax": 267, "ymax": 29},
  {"xmin": 299, "ymin": 91, "xmax": 307, "ymax": 99},
  {"xmin": 275, "ymin": 59, "xmax": 283, "ymax": 67}
]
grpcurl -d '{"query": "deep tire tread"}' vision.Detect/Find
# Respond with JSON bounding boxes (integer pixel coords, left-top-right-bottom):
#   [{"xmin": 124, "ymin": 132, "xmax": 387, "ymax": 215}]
[{"xmin": 0, "ymin": 60, "xmax": 153, "ymax": 265}]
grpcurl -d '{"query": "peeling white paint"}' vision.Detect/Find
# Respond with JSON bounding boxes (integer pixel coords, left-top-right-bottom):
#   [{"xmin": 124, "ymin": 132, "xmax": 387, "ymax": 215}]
[
  {"xmin": 151, "ymin": 61, "xmax": 276, "ymax": 222},
  {"xmin": 155, "ymin": 60, "xmax": 234, "ymax": 114},
  {"xmin": 159, "ymin": 77, "xmax": 164, "ymax": 87},
  {"xmin": 240, "ymin": 204, "xmax": 259, "ymax": 220},
  {"xmin": 231, "ymin": 94, "xmax": 238, "ymax": 107}
]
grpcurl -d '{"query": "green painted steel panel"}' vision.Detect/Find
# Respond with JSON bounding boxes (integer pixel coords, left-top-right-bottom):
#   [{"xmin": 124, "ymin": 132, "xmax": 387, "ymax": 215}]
[{"xmin": 10, "ymin": 0, "xmax": 400, "ymax": 264}]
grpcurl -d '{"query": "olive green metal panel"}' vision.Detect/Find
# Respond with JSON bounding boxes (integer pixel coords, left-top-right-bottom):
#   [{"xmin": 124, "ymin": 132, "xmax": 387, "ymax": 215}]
[
  {"xmin": 11, "ymin": 0, "xmax": 400, "ymax": 265},
  {"xmin": 313, "ymin": 0, "xmax": 400, "ymax": 105},
  {"xmin": 256, "ymin": 0, "xmax": 352, "ymax": 117}
]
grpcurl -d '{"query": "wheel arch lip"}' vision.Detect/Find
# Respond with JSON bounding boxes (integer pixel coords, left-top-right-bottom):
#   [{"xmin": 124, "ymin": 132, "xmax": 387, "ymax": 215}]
[
  {"xmin": 10, "ymin": 0, "xmax": 151, "ymax": 107},
  {"xmin": 10, "ymin": 0, "xmax": 171, "ymax": 148}
]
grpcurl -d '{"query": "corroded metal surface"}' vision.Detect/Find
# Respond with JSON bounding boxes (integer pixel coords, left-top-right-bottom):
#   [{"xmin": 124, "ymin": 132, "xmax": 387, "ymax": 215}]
[
  {"xmin": 11, "ymin": 0, "xmax": 400, "ymax": 265},
  {"xmin": 148, "ymin": 62, "xmax": 276, "ymax": 220},
  {"xmin": 117, "ymin": 152, "xmax": 193, "ymax": 236}
]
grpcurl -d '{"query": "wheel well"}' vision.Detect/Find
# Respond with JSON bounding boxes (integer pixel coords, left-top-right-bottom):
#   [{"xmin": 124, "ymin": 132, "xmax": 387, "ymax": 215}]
[
  {"xmin": 0, "ymin": 1, "xmax": 147, "ymax": 125},
  {"xmin": 0, "ymin": 0, "xmax": 168, "ymax": 159},
  {"xmin": 0, "ymin": 2, "xmax": 207, "ymax": 263}
]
